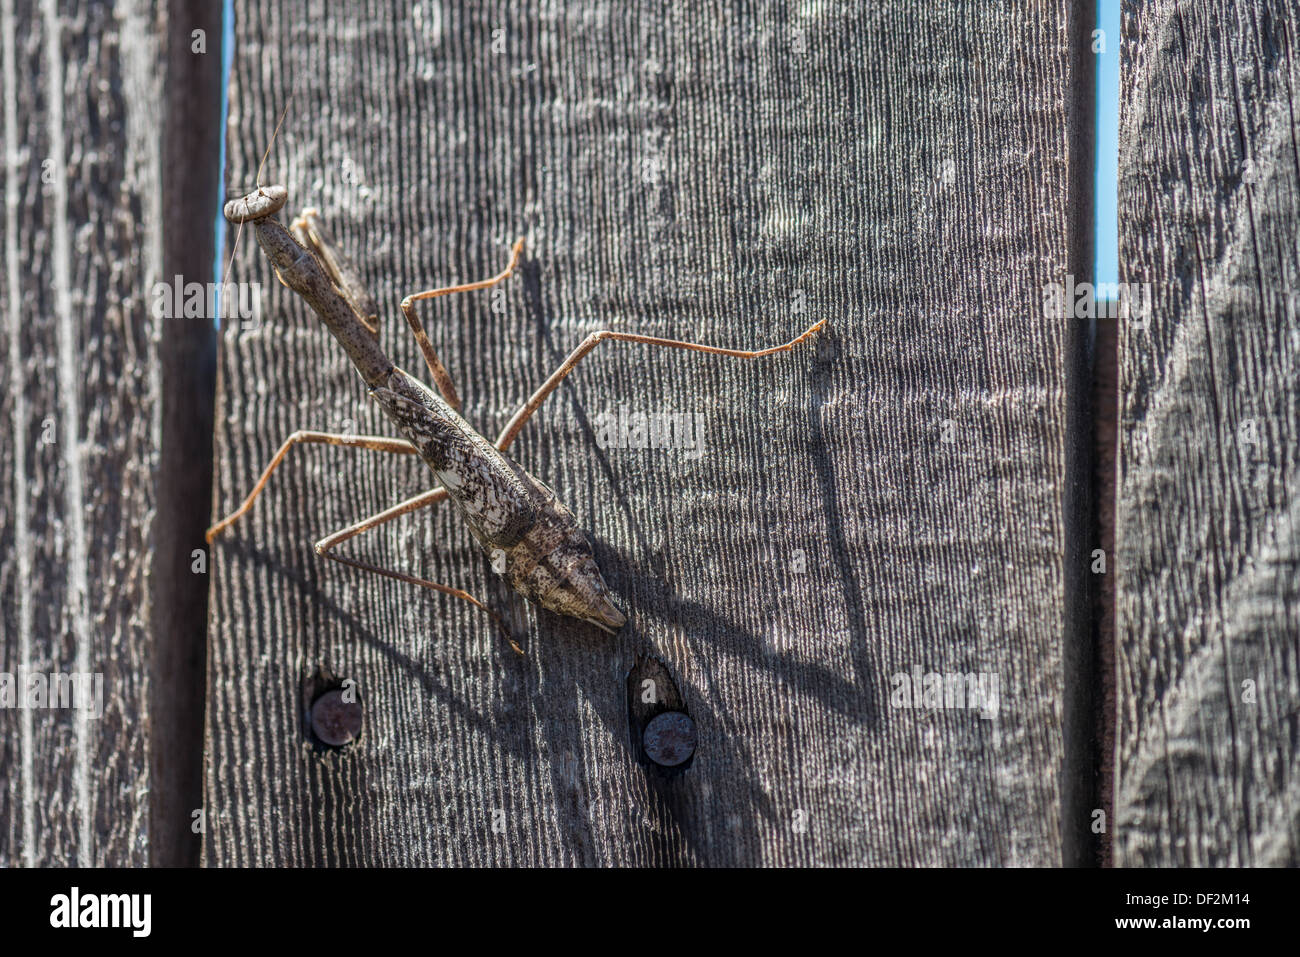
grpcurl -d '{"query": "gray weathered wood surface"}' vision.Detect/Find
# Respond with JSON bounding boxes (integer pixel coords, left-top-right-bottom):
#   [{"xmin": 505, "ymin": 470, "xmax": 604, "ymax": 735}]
[
  {"xmin": 204, "ymin": 0, "xmax": 1080, "ymax": 866},
  {"xmin": 0, "ymin": 0, "xmax": 218, "ymax": 868},
  {"xmin": 21, "ymin": 0, "xmax": 1294, "ymax": 871},
  {"xmin": 0, "ymin": 0, "xmax": 162, "ymax": 866},
  {"xmin": 1115, "ymin": 0, "xmax": 1300, "ymax": 866}
]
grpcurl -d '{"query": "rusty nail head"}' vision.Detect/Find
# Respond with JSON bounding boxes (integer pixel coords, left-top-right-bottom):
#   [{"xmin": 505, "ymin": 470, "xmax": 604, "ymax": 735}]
[
  {"xmin": 643, "ymin": 711, "xmax": 697, "ymax": 767},
  {"xmin": 311, "ymin": 688, "xmax": 362, "ymax": 746}
]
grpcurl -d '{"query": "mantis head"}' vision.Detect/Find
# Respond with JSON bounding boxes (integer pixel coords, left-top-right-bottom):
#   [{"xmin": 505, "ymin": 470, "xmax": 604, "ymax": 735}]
[{"xmin": 223, "ymin": 184, "xmax": 288, "ymax": 224}]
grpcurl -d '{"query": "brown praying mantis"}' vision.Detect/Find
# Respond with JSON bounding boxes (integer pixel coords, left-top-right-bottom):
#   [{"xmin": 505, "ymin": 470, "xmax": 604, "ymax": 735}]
[{"xmin": 207, "ymin": 178, "xmax": 825, "ymax": 649}]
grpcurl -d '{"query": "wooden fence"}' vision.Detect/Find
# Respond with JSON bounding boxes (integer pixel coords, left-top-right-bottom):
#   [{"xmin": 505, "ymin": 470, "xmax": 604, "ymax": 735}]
[{"xmin": 0, "ymin": 0, "xmax": 1295, "ymax": 867}]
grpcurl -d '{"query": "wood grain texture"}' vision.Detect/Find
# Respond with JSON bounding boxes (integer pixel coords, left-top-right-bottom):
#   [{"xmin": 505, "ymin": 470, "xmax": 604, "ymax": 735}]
[
  {"xmin": 1116, "ymin": 0, "xmax": 1300, "ymax": 866},
  {"xmin": 0, "ymin": 0, "xmax": 165, "ymax": 866},
  {"xmin": 205, "ymin": 0, "xmax": 1078, "ymax": 866}
]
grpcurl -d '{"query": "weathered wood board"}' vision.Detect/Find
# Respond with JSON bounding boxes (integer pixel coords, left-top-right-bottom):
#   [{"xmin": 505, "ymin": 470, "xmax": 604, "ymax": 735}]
[
  {"xmin": 0, "ymin": 0, "xmax": 218, "ymax": 868},
  {"xmin": 1115, "ymin": 0, "xmax": 1300, "ymax": 866},
  {"xmin": 0, "ymin": 0, "xmax": 165, "ymax": 866},
  {"xmin": 204, "ymin": 1, "xmax": 1083, "ymax": 866},
  {"xmin": 5, "ymin": 0, "xmax": 1293, "ymax": 872}
]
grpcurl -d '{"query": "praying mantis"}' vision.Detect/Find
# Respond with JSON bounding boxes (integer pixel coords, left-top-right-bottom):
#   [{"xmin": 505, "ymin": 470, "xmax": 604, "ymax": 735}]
[{"xmin": 207, "ymin": 178, "xmax": 826, "ymax": 649}]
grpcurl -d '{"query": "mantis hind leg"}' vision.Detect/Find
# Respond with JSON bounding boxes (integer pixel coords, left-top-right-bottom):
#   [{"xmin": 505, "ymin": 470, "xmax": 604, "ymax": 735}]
[
  {"xmin": 494, "ymin": 319, "xmax": 828, "ymax": 450},
  {"xmin": 209, "ymin": 429, "xmax": 520, "ymax": 652},
  {"xmin": 313, "ymin": 488, "xmax": 523, "ymax": 655}
]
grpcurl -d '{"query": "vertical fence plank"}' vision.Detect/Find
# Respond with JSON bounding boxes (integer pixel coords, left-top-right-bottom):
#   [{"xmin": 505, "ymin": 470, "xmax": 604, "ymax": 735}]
[
  {"xmin": 1116, "ymin": 0, "xmax": 1300, "ymax": 865},
  {"xmin": 205, "ymin": 0, "xmax": 1080, "ymax": 866},
  {"xmin": 0, "ymin": 0, "xmax": 167, "ymax": 865}
]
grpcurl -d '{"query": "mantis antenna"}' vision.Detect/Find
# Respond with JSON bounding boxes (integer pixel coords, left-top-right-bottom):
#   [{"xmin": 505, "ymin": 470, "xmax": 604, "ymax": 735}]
[{"xmin": 218, "ymin": 97, "xmax": 294, "ymax": 319}]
